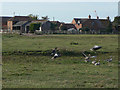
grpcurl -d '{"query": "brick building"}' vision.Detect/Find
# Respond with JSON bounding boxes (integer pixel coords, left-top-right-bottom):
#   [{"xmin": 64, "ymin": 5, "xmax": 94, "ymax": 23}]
[
  {"xmin": 0, "ymin": 17, "xmax": 12, "ymax": 30},
  {"xmin": 72, "ymin": 15, "xmax": 110, "ymax": 33}
]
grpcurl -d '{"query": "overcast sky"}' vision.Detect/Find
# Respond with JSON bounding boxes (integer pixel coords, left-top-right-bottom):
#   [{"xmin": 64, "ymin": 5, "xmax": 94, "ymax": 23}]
[
  {"xmin": 0, "ymin": 0, "xmax": 119, "ymax": 2},
  {"xmin": 1, "ymin": 2, "xmax": 118, "ymax": 23}
]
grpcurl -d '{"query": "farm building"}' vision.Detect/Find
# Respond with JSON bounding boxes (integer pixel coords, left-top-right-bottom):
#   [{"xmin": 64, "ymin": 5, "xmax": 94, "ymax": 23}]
[
  {"xmin": 72, "ymin": 15, "xmax": 110, "ymax": 33},
  {"xmin": 12, "ymin": 21, "xmax": 31, "ymax": 33},
  {"xmin": 59, "ymin": 23, "xmax": 77, "ymax": 31},
  {"xmin": 25, "ymin": 20, "xmax": 51, "ymax": 33},
  {"xmin": 7, "ymin": 16, "xmax": 33, "ymax": 32},
  {"xmin": 0, "ymin": 16, "xmax": 12, "ymax": 31}
]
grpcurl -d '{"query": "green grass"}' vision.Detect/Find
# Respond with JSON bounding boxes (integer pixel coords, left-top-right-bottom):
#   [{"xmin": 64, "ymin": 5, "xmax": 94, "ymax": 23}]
[{"xmin": 2, "ymin": 33, "xmax": 118, "ymax": 88}]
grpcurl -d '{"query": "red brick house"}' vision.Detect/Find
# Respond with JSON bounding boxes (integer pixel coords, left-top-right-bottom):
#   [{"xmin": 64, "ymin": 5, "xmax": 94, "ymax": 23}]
[
  {"xmin": 7, "ymin": 16, "xmax": 32, "ymax": 32},
  {"xmin": 72, "ymin": 15, "xmax": 110, "ymax": 32}
]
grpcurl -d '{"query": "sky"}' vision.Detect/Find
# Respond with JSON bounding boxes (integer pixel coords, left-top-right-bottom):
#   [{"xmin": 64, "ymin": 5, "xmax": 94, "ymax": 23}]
[
  {"xmin": 0, "ymin": 0, "xmax": 119, "ymax": 2},
  {"xmin": 1, "ymin": 2, "xmax": 118, "ymax": 23}
]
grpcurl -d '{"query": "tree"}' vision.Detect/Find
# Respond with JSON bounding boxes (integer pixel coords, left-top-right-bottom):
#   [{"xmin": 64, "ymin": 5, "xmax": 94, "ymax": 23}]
[
  {"xmin": 28, "ymin": 14, "xmax": 39, "ymax": 20},
  {"xmin": 60, "ymin": 25, "xmax": 67, "ymax": 31},
  {"xmin": 80, "ymin": 27, "xmax": 90, "ymax": 32},
  {"xmin": 29, "ymin": 23, "xmax": 41, "ymax": 33},
  {"xmin": 50, "ymin": 23, "xmax": 58, "ymax": 31},
  {"xmin": 113, "ymin": 16, "xmax": 120, "ymax": 31},
  {"xmin": 106, "ymin": 21, "xmax": 113, "ymax": 33},
  {"xmin": 41, "ymin": 16, "xmax": 49, "ymax": 21}
]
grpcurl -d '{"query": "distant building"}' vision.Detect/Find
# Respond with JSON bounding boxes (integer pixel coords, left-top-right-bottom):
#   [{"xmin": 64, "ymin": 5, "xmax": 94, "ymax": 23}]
[
  {"xmin": 25, "ymin": 20, "xmax": 52, "ymax": 33},
  {"xmin": 10, "ymin": 19, "xmax": 61, "ymax": 33},
  {"xmin": 0, "ymin": 16, "xmax": 12, "ymax": 30},
  {"xmin": 72, "ymin": 15, "xmax": 110, "ymax": 33},
  {"xmin": 7, "ymin": 16, "xmax": 33, "ymax": 32},
  {"xmin": 13, "ymin": 21, "xmax": 31, "ymax": 33},
  {"xmin": 50, "ymin": 21, "xmax": 62, "ymax": 30},
  {"xmin": 59, "ymin": 23, "xmax": 76, "ymax": 31}
]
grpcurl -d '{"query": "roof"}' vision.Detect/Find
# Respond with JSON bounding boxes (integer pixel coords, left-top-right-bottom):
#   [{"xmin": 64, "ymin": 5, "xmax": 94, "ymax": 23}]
[
  {"xmin": 32, "ymin": 19, "xmax": 47, "ymax": 22},
  {"xmin": 0, "ymin": 16, "xmax": 12, "ymax": 25},
  {"xmin": 25, "ymin": 20, "xmax": 48, "ymax": 26},
  {"xmin": 13, "ymin": 21, "xmax": 29, "ymax": 26},
  {"xmin": 73, "ymin": 18, "xmax": 109, "ymax": 29},
  {"xmin": 61, "ymin": 23, "xmax": 76, "ymax": 29},
  {"xmin": 8, "ymin": 16, "xmax": 32, "ymax": 21},
  {"xmin": 0, "ymin": 16, "xmax": 12, "ymax": 20},
  {"xmin": 50, "ymin": 21, "xmax": 60, "ymax": 23}
]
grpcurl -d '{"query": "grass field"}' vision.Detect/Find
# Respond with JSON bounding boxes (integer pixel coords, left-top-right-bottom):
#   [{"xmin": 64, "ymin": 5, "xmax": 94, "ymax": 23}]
[{"xmin": 2, "ymin": 33, "xmax": 118, "ymax": 88}]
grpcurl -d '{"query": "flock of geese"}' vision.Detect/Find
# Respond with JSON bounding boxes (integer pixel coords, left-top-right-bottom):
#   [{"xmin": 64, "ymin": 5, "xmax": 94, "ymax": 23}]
[
  {"xmin": 51, "ymin": 45, "xmax": 113, "ymax": 65},
  {"xmin": 82, "ymin": 45, "xmax": 112, "ymax": 65}
]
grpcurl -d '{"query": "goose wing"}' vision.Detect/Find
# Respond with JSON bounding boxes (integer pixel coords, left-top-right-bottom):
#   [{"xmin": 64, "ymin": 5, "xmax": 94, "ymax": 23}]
[{"xmin": 82, "ymin": 52, "xmax": 87, "ymax": 57}]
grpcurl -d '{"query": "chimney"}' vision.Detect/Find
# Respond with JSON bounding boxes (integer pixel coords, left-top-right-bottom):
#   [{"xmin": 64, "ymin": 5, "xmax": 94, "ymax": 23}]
[
  {"xmin": 97, "ymin": 16, "xmax": 99, "ymax": 19},
  {"xmin": 107, "ymin": 16, "xmax": 110, "ymax": 20},
  {"xmin": 88, "ymin": 15, "xmax": 91, "ymax": 19}
]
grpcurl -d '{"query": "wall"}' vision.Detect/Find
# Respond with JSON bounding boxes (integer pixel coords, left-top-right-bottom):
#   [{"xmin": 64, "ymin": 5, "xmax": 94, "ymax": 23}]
[{"xmin": 7, "ymin": 21, "xmax": 13, "ymax": 31}]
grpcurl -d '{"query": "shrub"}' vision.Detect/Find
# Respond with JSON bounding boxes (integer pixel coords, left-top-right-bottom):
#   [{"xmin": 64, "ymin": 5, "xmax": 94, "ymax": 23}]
[{"xmin": 29, "ymin": 23, "xmax": 41, "ymax": 33}]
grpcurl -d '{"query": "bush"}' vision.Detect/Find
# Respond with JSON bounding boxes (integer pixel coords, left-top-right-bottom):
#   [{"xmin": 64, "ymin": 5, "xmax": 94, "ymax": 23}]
[
  {"xmin": 50, "ymin": 23, "xmax": 58, "ymax": 31},
  {"xmin": 80, "ymin": 27, "xmax": 90, "ymax": 32},
  {"xmin": 29, "ymin": 23, "xmax": 41, "ymax": 33},
  {"xmin": 106, "ymin": 21, "xmax": 113, "ymax": 33},
  {"xmin": 60, "ymin": 25, "xmax": 67, "ymax": 31}
]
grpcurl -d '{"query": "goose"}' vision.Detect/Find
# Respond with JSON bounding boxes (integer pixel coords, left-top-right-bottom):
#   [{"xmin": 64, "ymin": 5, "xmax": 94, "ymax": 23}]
[
  {"xmin": 51, "ymin": 53, "xmax": 59, "ymax": 59},
  {"xmin": 82, "ymin": 52, "xmax": 96, "ymax": 62},
  {"xmin": 82, "ymin": 52, "xmax": 91, "ymax": 62},
  {"xmin": 95, "ymin": 60, "xmax": 100, "ymax": 66},
  {"xmin": 106, "ymin": 56, "xmax": 112, "ymax": 62},
  {"xmin": 84, "ymin": 59, "xmax": 90, "ymax": 62},
  {"xmin": 51, "ymin": 47, "xmax": 58, "ymax": 56},
  {"xmin": 82, "ymin": 52, "xmax": 90, "ymax": 59},
  {"xmin": 91, "ymin": 56, "xmax": 97, "ymax": 58},
  {"xmin": 92, "ymin": 59, "xmax": 97, "ymax": 64},
  {"xmin": 90, "ymin": 45, "xmax": 102, "ymax": 51}
]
